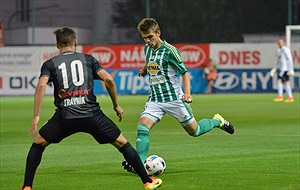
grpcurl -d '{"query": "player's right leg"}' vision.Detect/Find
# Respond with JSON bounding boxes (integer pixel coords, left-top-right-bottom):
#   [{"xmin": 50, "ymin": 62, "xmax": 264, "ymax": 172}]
[
  {"xmin": 122, "ymin": 118, "xmax": 154, "ymax": 174},
  {"xmin": 91, "ymin": 112, "xmax": 162, "ymax": 188},
  {"xmin": 144, "ymin": 176, "xmax": 163, "ymax": 190},
  {"xmin": 122, "ymin": 102, "xmax": 162, "ymax": 175},
  {"xmin": 274, "ymin": 78, "xmax": 284, "ymax": 102},
  {"xmin": 136, "ymin": 116, "xmax": 156, "ymax": 163},
  {"xmin": 112, "ymin": 134, "xmax": 162, "ymax": 189},
  {"xmin": 136, "ymin": 102, "xmax": 162, "ymax": 163}
]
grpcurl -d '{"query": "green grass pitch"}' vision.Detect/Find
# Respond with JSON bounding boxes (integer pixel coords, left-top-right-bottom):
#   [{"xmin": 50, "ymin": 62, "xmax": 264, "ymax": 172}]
[{"xmin": 0, "ymin": 93, "xmax": 299, "ymax": 190}]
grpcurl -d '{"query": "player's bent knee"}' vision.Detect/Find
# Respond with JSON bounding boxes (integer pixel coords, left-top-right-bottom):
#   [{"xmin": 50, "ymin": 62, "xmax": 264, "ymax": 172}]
[
  {"xmin": 137, "ymin": 124, "xmax": 150, "ymax": 136},
  {"xmin": 33, "ymin": 133, "xmax": 49, "ymax": 147},
  {"xmin": 112, "ymin": 133, "xmax": 128, "ymax": 149},
  {"xmin": 183, "ymin": 122, "xmax": 198, "ymax": 136}
]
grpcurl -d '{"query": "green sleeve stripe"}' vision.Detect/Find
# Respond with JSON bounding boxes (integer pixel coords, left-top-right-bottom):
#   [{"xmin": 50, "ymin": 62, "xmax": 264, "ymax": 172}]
[{"xmin": 164, "ymin": 42, "xmax": 182, "ymax": 62}]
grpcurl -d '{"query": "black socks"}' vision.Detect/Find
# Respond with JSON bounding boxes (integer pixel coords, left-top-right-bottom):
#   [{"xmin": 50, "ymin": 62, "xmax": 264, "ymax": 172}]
[
  {"xmin": 119, "ymin": 142, "xmax": 151, "ymax": 184},
  {"xmin": 23, "ymin": 143, "xmax": 45, "ymax": 188}
]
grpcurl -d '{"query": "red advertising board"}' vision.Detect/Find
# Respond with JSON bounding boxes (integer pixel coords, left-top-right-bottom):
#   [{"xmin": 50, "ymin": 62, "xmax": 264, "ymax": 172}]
[
  {"xmin": 0, "ymin": 21, "xmax": 4, "ymax": 46},
  {"xmin": 176, "ymin": 44, "xmax": 209, "ymax": 68},
  {"xmin": 83, "ymin": 45, "xmax": 145, "ymax": 69},
  {"xmin": 83, "ymin": 44, "xmax": 209, "ymax": 69}
]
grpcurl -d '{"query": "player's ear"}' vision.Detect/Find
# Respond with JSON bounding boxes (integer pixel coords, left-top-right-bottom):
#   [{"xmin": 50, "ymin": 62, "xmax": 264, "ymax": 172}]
[
  {"xmin": 156, "ymin": 30, "xmax": 161, "ymax": 36},
  {"xmin": 74, "ymin": 40, "xmax": 77, "ymax": 47}
]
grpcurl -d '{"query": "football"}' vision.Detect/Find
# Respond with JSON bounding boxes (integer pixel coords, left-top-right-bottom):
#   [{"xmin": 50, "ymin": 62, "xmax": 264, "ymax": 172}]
[{"xmin": 144, "ymin": 155, "xmax": 166, "ymax": 176}]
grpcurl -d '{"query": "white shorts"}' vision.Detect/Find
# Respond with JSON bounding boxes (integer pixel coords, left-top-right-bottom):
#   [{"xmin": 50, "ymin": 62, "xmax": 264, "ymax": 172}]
[{"xmin": 140, "ymin": 99, "xmax": 195, "ymax": 127}]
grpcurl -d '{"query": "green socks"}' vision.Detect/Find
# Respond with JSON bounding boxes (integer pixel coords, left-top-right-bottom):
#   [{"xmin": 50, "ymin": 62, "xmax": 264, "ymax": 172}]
[
  {"xmin": 192, "ymin": 118, "xmax": 220, "ymax": 137},
  {"xmin": 136, "ymin": 124, "xmax": 150, "ymax": 163},
  {"xmin": 136, "ymin": 119, "xmax": 221, "ymax": 161}
]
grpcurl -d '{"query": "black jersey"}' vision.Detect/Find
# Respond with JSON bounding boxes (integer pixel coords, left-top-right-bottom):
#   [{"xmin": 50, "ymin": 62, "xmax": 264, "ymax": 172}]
[{"xmin": 40, "ymin": 51, "xmax": 103, "ymax": 119}]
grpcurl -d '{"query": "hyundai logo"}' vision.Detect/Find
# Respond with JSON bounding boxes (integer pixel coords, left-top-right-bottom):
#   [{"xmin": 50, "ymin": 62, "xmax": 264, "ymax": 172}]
[{"xmin": 214, "ymin": 72, "xmax": 239, "ymax": 90}]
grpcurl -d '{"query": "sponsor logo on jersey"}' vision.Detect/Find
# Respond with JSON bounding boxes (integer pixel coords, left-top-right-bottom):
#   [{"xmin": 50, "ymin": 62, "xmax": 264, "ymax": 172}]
[
  {"xmin": 149, "ymin": 75, "xmax": 165, "ymax": 85},
  {"xmin": 58, "ymin": 89, "xmax": 89, "ymax": 99},
  {"xmin": 147, "ymin": 62, "xmax": 160, "ymax": 75}
]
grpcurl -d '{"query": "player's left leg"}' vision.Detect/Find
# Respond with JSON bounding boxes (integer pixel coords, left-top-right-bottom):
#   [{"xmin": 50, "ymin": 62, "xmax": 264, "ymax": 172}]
[
  {"xmin": 284, "ymin": 81, "xmax": 293, "ymax": 95},
  {"xmin": 21, "ymin": 112, "xmax": 64, "ymax": 190},
  {"xmin": 282, "ymin": 74, "xmax": 294, "ymax": 102},
  {"xmin": 21, "ymin": 134, "xmax": 48, "ymax": 190},
  {"xmin": 186, "ymin": 119, "xmax": 220, "ymax": 136},
  {"xmin": 167, "ymin": 100, "xmax": 234, "ymax": 136},
  {"xmin": 185, "ymin": 115, "xmax": 234, "ymax": 136}
]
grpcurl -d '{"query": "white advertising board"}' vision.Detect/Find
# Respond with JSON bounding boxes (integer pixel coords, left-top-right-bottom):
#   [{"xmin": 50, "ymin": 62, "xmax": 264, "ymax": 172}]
[
  {"xmin": 0, "ymin": 46, "xmax": 82, "ymax": 96},
  {"xmin": 210, "ymin": 43, "xmax": 300, "ymax": 69}
]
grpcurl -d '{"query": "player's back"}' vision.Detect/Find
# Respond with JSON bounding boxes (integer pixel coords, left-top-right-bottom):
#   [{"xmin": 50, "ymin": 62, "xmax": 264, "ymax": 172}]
[{"xmin": 42, "ymin": 51, "xmax": 102, "ymax": 119}]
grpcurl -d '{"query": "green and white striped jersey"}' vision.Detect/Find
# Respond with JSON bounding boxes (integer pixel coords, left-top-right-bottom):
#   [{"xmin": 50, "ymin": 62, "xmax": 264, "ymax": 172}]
[{"xmin": 144, "ymin": 40, "xmax": 187, "ymax": 102}]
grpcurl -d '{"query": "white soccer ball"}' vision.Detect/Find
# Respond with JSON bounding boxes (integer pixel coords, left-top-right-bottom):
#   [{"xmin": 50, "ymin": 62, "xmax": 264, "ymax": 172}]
[{"xmin": 144, "ymin": 155, "xmax": 166, "ymax": 176}]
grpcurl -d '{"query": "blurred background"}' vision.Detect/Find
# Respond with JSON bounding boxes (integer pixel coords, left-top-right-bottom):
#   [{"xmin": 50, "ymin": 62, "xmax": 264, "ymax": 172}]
[
  {"xmin": 0, "ymin": 0, "xmax": 299, "ymax": 96},
  {"xmin": 0, "ymin": 0, "xmax": 299, "ymax": 46}
]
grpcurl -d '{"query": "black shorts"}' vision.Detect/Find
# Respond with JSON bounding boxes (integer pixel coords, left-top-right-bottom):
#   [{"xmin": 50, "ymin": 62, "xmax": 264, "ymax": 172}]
[
  {"xmin": 278, "ymin": 71, "xmax": 289, "ymax": 83},
  {"xmin": 39, "ymin": 110, "xmax": 121, "ymax": 144}
]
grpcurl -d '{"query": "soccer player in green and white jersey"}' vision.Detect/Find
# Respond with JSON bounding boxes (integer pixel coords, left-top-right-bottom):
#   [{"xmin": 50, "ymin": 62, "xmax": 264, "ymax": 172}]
[{"xmin": 122, "ymin": 18, "xmax": 235, "ymax": 173}]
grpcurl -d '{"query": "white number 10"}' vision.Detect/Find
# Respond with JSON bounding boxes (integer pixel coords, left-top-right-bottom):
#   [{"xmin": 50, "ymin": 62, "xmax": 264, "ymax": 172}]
[{"xmin": 58, "ymin": 60, "xmax": 84, "ymax": 89}]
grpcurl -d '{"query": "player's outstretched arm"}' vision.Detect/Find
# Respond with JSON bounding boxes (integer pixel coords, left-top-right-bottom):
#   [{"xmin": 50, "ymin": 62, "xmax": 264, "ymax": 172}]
[
  {"xmin": 30, "ymin": 76, "xmax": 48, "ymax": 137},
  {"xmin": 97, "ymin": 70, "xmax": 124, "ymax": 121}
]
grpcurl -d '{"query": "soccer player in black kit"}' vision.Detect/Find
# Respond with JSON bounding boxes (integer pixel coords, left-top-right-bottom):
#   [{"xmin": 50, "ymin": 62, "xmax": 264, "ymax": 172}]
[{"xmin": 21, "ymin": 27, "xmax": 162, "ymax": 190}]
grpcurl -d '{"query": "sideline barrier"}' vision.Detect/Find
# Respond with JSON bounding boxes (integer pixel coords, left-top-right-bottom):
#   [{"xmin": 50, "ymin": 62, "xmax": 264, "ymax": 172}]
[{"xmin": 1, "ymin": 44, "xmax": 299, "ymax": 95}]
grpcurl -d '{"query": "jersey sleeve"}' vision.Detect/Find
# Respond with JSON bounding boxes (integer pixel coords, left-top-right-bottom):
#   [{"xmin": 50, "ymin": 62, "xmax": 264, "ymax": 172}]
[
  {"xmin": 168, "ymin": 48, "xmax": 187, "ymax": 74},
  {"xmin": 40, "ymin": 60, "xmax": 52, "ymax": 82},
  {"xmin": 85, "ymin": 54, "xmax": 104, "ymax": 79}
]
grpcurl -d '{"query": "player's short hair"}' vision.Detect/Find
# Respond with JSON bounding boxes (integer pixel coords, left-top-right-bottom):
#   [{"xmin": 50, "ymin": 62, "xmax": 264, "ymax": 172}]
[
  {"xmin": 54, "ymin": 27, "xmax": 76, "ymax": 48},
  {"xmin": 137, "ymin": 18, "xmax": 160, "ymax": 34}
]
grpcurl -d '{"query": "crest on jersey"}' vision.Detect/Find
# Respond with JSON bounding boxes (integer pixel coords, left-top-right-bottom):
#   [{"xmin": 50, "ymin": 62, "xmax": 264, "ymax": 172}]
[{"xmin": 147, "ymin": 61, "xmax": 160, "ymax": 75}]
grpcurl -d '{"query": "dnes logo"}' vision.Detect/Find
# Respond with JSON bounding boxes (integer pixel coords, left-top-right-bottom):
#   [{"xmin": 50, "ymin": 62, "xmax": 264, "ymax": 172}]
[{"xmin": 214, "ymin": 72, "xmax": 239, "ymax": 90}]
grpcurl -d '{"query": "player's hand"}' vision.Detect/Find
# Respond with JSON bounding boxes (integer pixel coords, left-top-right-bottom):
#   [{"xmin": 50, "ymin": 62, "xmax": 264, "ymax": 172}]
[
  {"xmin": 287, "ymin": 70, "xmax": 295, "ymax": 76},
  {"xmin": 138, "ymin": 68, "xmax": 147, "ymax": 77},
  {"xmin": 30, "ymin": 115, "xmax": 39, "ymax": 137},
  {"xmin": 270, "ymin": 69, "xmax": 276, "ymax": 77},
  {"xmin": 114, "ymin": 105, "xmax": 124, "ymax": 122},
  {"xmin": 182, "ymin": 94, "xmax": 193, "ymax": 103}
]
